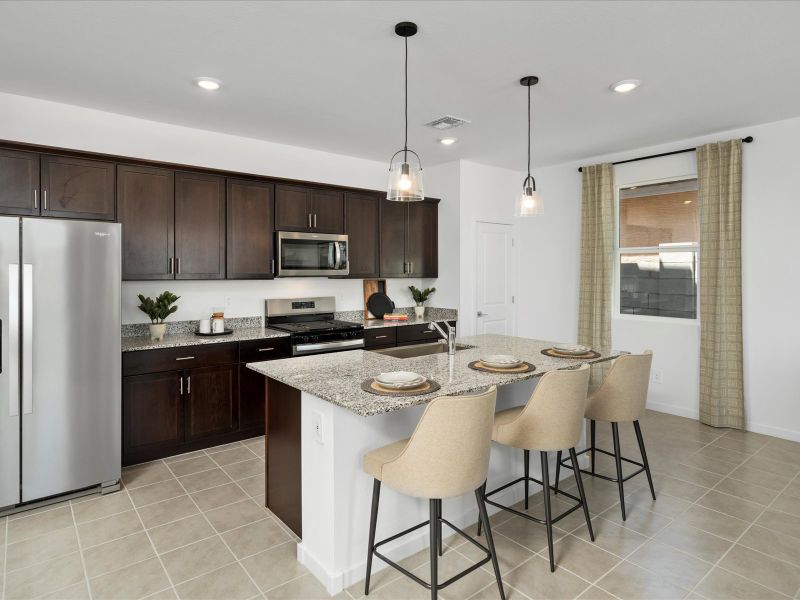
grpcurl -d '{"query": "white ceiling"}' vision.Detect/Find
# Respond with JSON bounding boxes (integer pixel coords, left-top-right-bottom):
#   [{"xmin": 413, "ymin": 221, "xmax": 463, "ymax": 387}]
[{"xmin": 1, "ymin": 1, "xmax": 800, "ymax": 169}]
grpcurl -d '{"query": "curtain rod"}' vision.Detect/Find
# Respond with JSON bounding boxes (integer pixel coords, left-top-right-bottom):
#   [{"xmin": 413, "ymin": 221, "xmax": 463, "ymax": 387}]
[{"xmin": 577, "ymin": 136, "xmax": 753, "ymax": 172}]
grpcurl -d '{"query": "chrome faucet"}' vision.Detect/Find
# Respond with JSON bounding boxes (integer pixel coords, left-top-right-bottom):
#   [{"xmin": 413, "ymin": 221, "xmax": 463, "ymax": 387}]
[{"xmin": 429, "ymin": 321, "xmax": 457, "ymax": 356}]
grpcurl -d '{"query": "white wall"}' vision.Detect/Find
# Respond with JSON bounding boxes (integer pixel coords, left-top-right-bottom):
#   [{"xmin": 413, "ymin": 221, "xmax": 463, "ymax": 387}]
[
  {"xmin": 518, "ymin": 115, "xmax": 800, "ymax": 441},
  {"xmin": 0, "ymin": 92, "xmax": 444, "ymax": 322}
]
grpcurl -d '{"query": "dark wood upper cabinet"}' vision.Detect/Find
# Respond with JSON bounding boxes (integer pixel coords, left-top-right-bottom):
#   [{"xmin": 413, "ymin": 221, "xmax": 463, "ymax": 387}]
[
  {"xmin": 175, "ymin": 171, "xmax": 225, "ymax": 280},
  {"xmin": 275, "ymin": 184, "xmax": 312, "ymax": 231},
  {"xmin": 380, "ymin": 199, "xmax": 409, "ymax": 278},
  {"xmin": 0, "ymin": 149, "xmax": 39, "ymax": 216},
  {"xmin": 227, "ymin": 178, "xmax": 275, "ymax": 279},
  {"xmin": 118, "ymin": 165, "xmax": 175, "ymax": 281},
  {"xmin": 41, "ymin": 155, "xmax": 115, "ymax": 221},
  {"xmin": 310, "ymin": 189, "xmax": 344, "ymax": 233},
  {"xmin": 185, "ymin": 364, "xmax": 239, "ymax": 441},
  {"xmin": 274, "ymin": 183, "xmax": 344, "ymax": 234},
  {"xmin": 407, "ymin": 201, "xmax": 438, "ymax": 277},
  {"xmin": 345, "ymin": 192, "xmax": 380, "ymax": 278}
]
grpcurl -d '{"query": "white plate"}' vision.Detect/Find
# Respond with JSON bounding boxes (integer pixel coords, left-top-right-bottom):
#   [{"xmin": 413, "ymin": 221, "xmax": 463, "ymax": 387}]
[
  {"xmin": 552, "ymin": 343, "xmax": 590, "ymax": 354},
  {"xmin": 480, "ymin": 355, "xmax": 522, "ymax": 368},
  {"xmin": 375, "ymin": 371, "xmax": 425, "ymax": 386}
]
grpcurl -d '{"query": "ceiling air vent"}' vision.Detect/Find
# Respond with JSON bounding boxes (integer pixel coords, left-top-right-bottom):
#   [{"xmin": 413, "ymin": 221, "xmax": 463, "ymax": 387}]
[{"xmin": 424, "ymin": 115, "xmax": 471, "ymax": 130}]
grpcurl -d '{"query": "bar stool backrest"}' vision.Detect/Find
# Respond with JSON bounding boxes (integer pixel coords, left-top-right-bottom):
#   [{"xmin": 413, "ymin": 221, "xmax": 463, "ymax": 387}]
[
  {"xmin": 585, "ymin": 351, "xmax": 653, "ymax": 423},
  {"xmin": 494, "ymin": 365, "xmax": 590, "ymax": 452},
  {"xmin": 381, "ymin": 386, "xmax": 498, "ymax": 499}
]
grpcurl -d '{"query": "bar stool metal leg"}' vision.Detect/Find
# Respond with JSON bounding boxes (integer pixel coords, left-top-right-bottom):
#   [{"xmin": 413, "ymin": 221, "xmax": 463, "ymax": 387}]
[
  {"xmin": 365, "ymin": 479, "xmax": 381, "ymax": 595},
  {"xmin": 634, "ymin": 420, "xmax": 657, "ymax": 501},
  {"xmin": 590, "ymin": 419, "xmax": 596, "ymax": 475},
  {"xmin": 476, "ymin": 483, "xmax": 506, "ymax": 600},
  {"xmin": 540, "ymin": 451, "xmax": 555, "ymax": 572},
  {"xmin": 611, "ymin": 423, "xmax": 627, "ymax": 520},
  {"xmin": 523, "ymin": 449, "xmax": 530, "ymax": 509},
  {"xmin": 437, "ymin": 500, "xmax": 443, "ymax": 556},
  {"xmin": 569, "ymin": 447, "xmax": 594, "ymax": 541},
  {"xmin": 554, "ymin": 450, "xmax": 562, "ymax": 495},
  {"xmin": 429, "ymin": 499, "xmax": 439, "ymax": 600}
]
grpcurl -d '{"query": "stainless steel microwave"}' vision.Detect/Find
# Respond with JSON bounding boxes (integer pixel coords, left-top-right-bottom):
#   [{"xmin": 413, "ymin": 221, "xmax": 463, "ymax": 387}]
[{"xmin": 276, "ymin": 232, "xmax": 349, "ymax": 277}]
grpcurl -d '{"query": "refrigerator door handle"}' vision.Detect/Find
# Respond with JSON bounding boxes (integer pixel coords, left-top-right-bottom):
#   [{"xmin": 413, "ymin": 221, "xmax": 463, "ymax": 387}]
[
  {"xmin": 22, "ymin": 264, "xmax": 32, "ymax": 415},
  {"xmin": 8, "ymin": 265, "xmax": 19, "ymax": 417}
]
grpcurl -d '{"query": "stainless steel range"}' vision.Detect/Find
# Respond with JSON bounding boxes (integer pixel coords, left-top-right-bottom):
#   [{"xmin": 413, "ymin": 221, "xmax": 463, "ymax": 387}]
[{"xmin": 265, "ymin": 297, "xmax": 364, "ymax": 356}]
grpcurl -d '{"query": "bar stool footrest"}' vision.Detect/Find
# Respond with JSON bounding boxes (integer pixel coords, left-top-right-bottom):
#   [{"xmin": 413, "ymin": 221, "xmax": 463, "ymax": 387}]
[
  {"xmin": 561, "ymin": 447, "xmax": 646, "ymax": 483},
  {"xmin": 484, "ymin": 476, "xmax": 585, "ymax": 526},
  {"xmin": 372, "ymin": 517, "xmax": 491, "ymax": 591}
]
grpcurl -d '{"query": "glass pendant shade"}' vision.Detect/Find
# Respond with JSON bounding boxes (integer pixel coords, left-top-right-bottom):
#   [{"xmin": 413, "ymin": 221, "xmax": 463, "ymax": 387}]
[
  {"xmin": 517, "ymin": 178, "xmax": 543, "ymax": 217},
  {"xmin": 387, "ymin": 152, "xmax": 424, "ymax": 201}
]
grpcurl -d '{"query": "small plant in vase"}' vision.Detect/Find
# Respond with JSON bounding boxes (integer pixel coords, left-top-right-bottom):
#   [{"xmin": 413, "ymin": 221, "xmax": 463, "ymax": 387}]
[
  {"xmin": 409, "ymin": 286, "xmax": 435, "ymax": 319},
  {"xmin": 137, "ymin": 291, "xmax": 180, "ymax": 341}
]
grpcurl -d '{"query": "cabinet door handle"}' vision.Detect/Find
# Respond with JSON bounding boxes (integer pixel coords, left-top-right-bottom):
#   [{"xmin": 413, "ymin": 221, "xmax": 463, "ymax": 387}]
[
  {"xmin": 313, "ymin": 213, "xmax": 317, "ymax": 228},
  {"xmin": 375, "ymin": 335, "xmax": 388, "ymax": 339},
  {"xmin": 271, "ymin": 259, "xmax": 275, "ymax": 274},
  {"xmin": 257, "ymin": 347, "xmax": 275, "ymax": 352},
  {"xmin": 409, "ymin": 262, "xmax": 413, "ymax": 274},
  {"xmin": 307, "ymin": 213, "xmax": 312, "ymax": 228},
  {"xmin": 186, "ymin": 375, "xmax": 191, "ymax": 394},
  {"xmin": 179, "ymin": 376, "xmax": 183, "ymax": 395},
  {"xmin": 43, "ymin": 190, "xmax": 47, "ymax": 210},
  {"xmin": 175, "ymin": 356, "xmax": 195, "ymax": 361},
  {"xmin": 33, "ymin": 189, "xmax": 38, "ymax": 209},
  {"xmin": 175, "ymin": 257, "xmax": 180, "ymax": 274},
  {"xmin": 169, "ymin": 257, "xmax": 174, "ymax": 274},
  {"xmin": 403, "ymin": 262, "xmax": 407, "ymax": 274}
]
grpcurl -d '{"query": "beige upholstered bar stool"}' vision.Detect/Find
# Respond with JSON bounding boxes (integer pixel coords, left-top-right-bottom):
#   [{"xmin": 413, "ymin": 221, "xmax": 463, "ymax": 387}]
[
  {"xmin": 478, "ymin": 365, "xmax": 593, "ymax": 573},
  {"xmin": 362, "ymin": 386, "xmax": 505, "ymax": 600},
  {"xmin": 555, "ymin": 351, "xmax": 656, "ymax": 521}
]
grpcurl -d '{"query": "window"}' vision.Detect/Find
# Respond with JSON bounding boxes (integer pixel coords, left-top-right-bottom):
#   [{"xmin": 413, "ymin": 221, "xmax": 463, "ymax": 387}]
[{"xmin": 617, "ymin": 179, "xmax": 698, "ymax": 319}]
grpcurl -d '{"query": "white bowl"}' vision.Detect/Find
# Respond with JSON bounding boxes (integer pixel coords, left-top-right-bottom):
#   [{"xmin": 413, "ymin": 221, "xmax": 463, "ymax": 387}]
[
  {"xmin": 375, "ymin": 371, "xmax": 425, "ymax": 387},
  {"xmin": 480, "ymin": 355, "xmax": 522, "ymax": 368},
  {"xmin": 552, "ymin": 343, "xmax": 590, "ymax": 354}
]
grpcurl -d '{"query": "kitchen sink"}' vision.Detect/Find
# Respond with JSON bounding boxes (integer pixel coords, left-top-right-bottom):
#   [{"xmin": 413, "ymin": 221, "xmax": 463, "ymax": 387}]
[{"xmin": 370, "ymin": 342, "xmax": 474, "ymax": 359}]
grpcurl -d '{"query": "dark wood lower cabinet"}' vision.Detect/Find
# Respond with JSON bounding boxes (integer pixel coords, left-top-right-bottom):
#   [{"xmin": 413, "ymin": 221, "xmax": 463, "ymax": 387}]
[
  {"xmin": 185, "ymin": 364, "xmax": 239, "ymax": 441},
  {"xmin": 266, "ymin": 377, "xmax": 302, "ymax": 537},
  {"xmin": 122, "ymin": 339, "xmax": 290, "ymax": 466},
  {"xmin": 122, "ymin": 371, "xmax": 184, "ymax": 465}
]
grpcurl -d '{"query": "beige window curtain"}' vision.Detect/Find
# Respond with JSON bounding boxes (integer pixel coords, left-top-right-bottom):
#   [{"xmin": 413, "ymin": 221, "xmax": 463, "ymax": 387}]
[
  {"xmin": 697, "ymin": 140, "xmax": 744, "ymax": 429},
  {"xmin": 578, "ymin": 163, "xmax": 615, "ymax": 388}
]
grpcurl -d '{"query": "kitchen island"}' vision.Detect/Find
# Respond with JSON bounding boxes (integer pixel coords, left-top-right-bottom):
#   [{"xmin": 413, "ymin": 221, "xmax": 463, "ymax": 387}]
[{"xmin": 247, "ymin": 334, "xmax": 618, "ymax": 594}]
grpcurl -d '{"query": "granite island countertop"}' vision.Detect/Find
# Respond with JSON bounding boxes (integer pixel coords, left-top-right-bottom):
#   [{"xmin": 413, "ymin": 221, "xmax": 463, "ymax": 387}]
[
  {"xmin": 247, "ymin": 334, "xmax": 619, "ymax": 417},
  {"xmin": 122, "ymin": 327, "xmax": 289, "ymax": 352}
]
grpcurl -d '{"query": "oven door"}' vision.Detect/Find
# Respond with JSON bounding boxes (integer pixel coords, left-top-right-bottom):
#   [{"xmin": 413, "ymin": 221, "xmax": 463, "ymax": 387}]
[{"xmin": 277, "ymin": 232, "xmax": 349, "ymax": 277}]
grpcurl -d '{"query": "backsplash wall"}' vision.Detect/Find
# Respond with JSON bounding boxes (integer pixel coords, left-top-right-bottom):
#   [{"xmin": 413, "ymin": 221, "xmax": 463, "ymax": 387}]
[{"xmin": 121, "ymin": 277, "xmax": 436, "ymax": 324}]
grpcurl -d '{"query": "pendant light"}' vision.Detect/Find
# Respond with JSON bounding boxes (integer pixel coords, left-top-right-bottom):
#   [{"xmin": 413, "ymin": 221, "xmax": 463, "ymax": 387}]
[
  {"xmin": 517, "ymin": 75, "xmax": 543, "ymax": 216},
  {"xmin": 387, "ymin": 21, "xmax": 424, "ymax": 202}
]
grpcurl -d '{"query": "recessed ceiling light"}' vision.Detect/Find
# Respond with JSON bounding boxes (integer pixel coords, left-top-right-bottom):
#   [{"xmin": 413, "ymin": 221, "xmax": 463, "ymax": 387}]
[
  {"xmin": 610, "ymin": 79, "xmax": 641, "ymax": 93},
  {"xmin": 439, "ymin": 137, "xmax": 457, "ymax": 146},
  {"xmin": 194, "ymin": 77, "xmax": 221, "ymax": 91}
]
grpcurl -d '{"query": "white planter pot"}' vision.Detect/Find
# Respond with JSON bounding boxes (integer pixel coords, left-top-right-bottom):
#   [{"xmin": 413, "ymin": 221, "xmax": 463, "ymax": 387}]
[
  {"xmin": 149, "ymin": 323, "xmax": 166, "ymax": 341},
  {"xmin": 414, "ymin": 305, "xmax": 425, "ymax": 319}
]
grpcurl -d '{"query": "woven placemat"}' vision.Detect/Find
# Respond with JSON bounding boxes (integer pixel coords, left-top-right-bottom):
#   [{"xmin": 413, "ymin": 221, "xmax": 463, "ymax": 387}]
[
  {"xmin": 468, "ymin": 361, "xmax": 536, "ymax": 374},
  {"xmin": 361, "ymin": 378, "xmax": 442, "ymax": 397},
  {"xmin": 541, "ymin": 348, "xmax": 601, "ymax": 359}
]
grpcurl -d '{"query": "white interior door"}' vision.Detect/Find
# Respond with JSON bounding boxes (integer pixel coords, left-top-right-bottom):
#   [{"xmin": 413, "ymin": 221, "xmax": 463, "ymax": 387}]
[{"xmin": 475, "ymin": 222, "xmax": 516, "ymax": 335}]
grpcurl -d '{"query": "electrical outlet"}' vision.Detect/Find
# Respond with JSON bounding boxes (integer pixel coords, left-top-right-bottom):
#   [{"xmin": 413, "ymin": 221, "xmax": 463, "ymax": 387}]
[
  {"xmin": 225, "ymin": 296, "xmax": 232, "ymax": 308},
  {"xmin": 652, "ymin": 369, "xmax": 663, "ymax": 384},
  {"xmin": 312, "ymin": 411, "xmax": 325, "ymax": 444}
]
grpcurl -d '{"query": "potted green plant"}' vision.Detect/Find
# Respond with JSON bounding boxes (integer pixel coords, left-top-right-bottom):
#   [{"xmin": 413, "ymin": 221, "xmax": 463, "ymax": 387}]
[
  {"xmin": 408, "ymin": 286, "xmax": 435, "ymax": 319},
  {"xmin": 137, "ymin": 291, "xmax": 180, "ymax": 341}
]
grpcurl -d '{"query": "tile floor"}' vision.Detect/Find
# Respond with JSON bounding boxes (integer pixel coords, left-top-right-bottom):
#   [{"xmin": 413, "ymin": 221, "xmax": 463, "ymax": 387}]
[{"xmin": 1, "ymin": 411, "xmax": 799, "ymax": 599}]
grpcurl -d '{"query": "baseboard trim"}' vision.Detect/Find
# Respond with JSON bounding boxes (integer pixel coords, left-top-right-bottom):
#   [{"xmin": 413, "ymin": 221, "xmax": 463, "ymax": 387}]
[{"xmin": 646, "ymin": 403, "xmax": 800, "ymax": 443}]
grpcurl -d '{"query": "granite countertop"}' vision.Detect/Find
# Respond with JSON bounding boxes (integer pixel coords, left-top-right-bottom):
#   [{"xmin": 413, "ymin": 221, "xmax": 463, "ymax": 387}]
[
  {"xmin": 247, "ymin": 334, "xmax": 620, "ymax": 417},
  {"xmin": 336, "ymin": 307, "xmax": 458, "ymax": 329},
  {"xmin": 122, "ymin": 327, "xmax": 289, "ymax": 352}
]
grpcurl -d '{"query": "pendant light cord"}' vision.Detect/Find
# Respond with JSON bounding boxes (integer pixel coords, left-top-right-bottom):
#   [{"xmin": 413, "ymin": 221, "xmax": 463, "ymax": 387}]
[
  {"xmin": 527, "ymin": 82, "xmax": 532, "ymax": 179},
  {"xmin": 404, "ymin": 35, "xmax": 408, "ymax": 161}
]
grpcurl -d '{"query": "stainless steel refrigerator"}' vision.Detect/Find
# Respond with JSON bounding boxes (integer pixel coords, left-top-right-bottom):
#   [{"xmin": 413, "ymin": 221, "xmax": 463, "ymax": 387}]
[{"xmin": 1, "ymin": 217, "xmax": 121, "ymax": 511}]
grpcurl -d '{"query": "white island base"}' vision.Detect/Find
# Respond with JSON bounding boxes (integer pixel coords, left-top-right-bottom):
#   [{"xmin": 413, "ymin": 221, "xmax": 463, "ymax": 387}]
[{"xmin": 297, "ymin": 380, "xmax": 575, "ymax": 595}]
